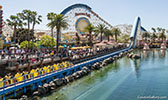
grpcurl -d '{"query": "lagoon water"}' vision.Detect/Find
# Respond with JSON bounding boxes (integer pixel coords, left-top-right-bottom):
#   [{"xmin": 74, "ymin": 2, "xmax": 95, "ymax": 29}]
[{"xmin": 41, "ymin": 49, "xmax": 168, "ymax": 100}]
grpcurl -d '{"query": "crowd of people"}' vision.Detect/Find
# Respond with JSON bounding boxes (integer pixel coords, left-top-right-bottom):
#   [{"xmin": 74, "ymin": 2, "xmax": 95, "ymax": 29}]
[
  {"xmin": 0, "ymin": 48, "xmax": 69, "ymax": 66},
  {"xmin": 0, "ymin": 61, "xmax": 73, "ymax": 88},
  {"xmin": 0, "ymin": 44, "xmax": 127, "ymax": 67}
]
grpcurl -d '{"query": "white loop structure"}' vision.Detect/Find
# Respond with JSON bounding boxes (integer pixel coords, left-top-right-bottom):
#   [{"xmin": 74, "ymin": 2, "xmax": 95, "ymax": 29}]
[{"xmin": 60, "ymin": 4, "xmax": 113, "ymax": 36}]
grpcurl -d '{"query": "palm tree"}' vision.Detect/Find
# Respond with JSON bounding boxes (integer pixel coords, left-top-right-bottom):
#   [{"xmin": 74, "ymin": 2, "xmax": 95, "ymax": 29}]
[
  {"xmin": 111, "ymin": 28, "xmax": 121, "ymax": 42},
  {"xmin": 75, "ymin": 33, "xmax": 80, "ymax": 46},
  {"xmin": 95, "ymin": 24, "xmax": 107, "ymax": 42},
  {"xmin": 31, "ymin": 11, "xmax": 42, "ymax": 49},
  {"xmin": 151, "ymin": 27, "xmax": 157, "ymax": 41},
  {"xmin": 104, "ymin": 29, "xmax": 113, "ymax": 41},
  {"xmin": 47, "ymin": 14, "xmax": 68, "ymax": 51},
  {"xmin": 85, "ymin": 24, "xmax": 95, "ymax": 46},
  {"xmin": 18, "ymin": 10, "xmax": 33, "ymax": 48},
  {"xmin": 6, "ymin": 15, "xmax": 22, "ymax": 42},
  {"xmin": 142, "ymin": 32, "xmax": 150, "ymax": 42},
  {"xmin": 151, "ymin": 33, "xmax": 158, "ymax": 41},
  {"xmin": 157, "ymin": 27, "xmax": 162, "ymax": 35},
  {"xmin": 159, "ymin": 29, "xmax": 166, "ymax": 42},
  {"xmin": 18, "ymin": 10, "xmax": 42, "ymax": 48},
  {"xmin": 151, "ymin": 27, "xmax": 156, "ymax": 32},
  {"xmin": 47, "ymin": 12, "xmax": 56, "ymax": 40},
  {"xmin": 31, "ymin": 11, "xmax": 42, "ymax": 32}
]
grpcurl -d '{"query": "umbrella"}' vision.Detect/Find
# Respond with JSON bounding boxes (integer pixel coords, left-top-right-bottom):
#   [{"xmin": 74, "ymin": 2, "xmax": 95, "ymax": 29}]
[
  {"xmin": 62, "ymin": 44, "xmax": 67, "ymax": 48},
  {"xmin": 71, "ymin": 47, "xmax": 78, "ymax": 50},
  {"xmin": 59, "ymin": 45, "xmax": 64, "ymax": 48}
]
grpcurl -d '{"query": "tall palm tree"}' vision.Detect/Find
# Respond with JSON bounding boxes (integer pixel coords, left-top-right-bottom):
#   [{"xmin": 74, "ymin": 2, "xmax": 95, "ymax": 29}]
[
  {"xmin": 151, "ymin": 33, "xmax": 158, "ymax": 41},
  {"xmin": 47, "ymin": 12, "xmax": 56, "ymax": 40},
  {"xmin": 47, "ymin": 14, "xmax": 68, "ymax": 51},
  {"xmin": 31, "ymin": 11, "xmax": 42, "ymax": 32},
  {"xmin": 95, "ymin": 24, "xmax": 107, "ymax": 42},
  {"xmin": 157, "ymin": 27, "xmax": 162, "ymax": 34},
  {"xmin": 104, "ymin": 29, "xmax": 113, "ymax": 41},
  {"xmin": 151, "ymin": 27, "xmax": 157, "ymax": 41},
  {"xmin": 31, "ymin": 11, "xmax": 42, "ymax": 49},
  {"xmin": 75, "ymin": 33, "xmax": 80, "ymax": 46},
  {"xmin": 151, "ymin": 27, "xmax": 156, "ymax": 33},
  {"xmin": 19, "ymin": 10, "xmax": 33, "ymax": 48},
  {"xmin": 111, "ymin": 28, "xmax": 121, "ymax": 42},
  {"xmin": 85, "ymin": 24, "xmax": 95, "ymax": 46},
  {"xmin": 19, "ymin": 10, "xmax": 42, "ymax": 48},
  {"xmin": 6, "ymin": 15, "xmax": 22, "ymax": 42},
  {"xmin": 159, "ymin": 29, "xmax": 166, "ymax": 42}
]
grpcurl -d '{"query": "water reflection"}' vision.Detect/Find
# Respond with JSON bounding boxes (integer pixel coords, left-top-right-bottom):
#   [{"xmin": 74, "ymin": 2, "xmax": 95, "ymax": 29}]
[
  {"xmin": 112, "ymin": 61, "xmax": 120, "ymax": 72},
  {"xmin": 152, "ymin": 49, "xmax": 155, "ymax": 58},
  {"xmin": 143, "ymin": 50, "xmax": 150, "ymax": 59},
  {"xmin": 133, "ymin": 59, "xmax": 141, "ymax": 78},
  {"xmin": 160, "ymin": 50, "xmax": 166, "ymax": 57}
]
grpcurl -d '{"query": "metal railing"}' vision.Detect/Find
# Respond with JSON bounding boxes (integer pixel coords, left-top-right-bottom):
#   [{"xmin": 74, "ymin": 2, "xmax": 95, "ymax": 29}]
[{"xmin": 0, "ymin": 64, "xmax": 72, "ymax": 90}]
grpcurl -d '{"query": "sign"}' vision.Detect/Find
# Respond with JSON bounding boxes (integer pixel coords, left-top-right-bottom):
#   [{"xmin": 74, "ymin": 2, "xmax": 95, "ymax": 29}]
[{"xmin": 75, "ymin": 13, "xmax": 90, "ymax": 18}]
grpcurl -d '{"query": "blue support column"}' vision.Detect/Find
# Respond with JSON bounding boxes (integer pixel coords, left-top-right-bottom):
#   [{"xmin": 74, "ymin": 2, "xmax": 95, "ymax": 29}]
[
  {"xmin": 24, "ymin": 87, "xmax": 26, "ymax": 93},
  {"xmin": 46, "ymin": 79, "xmax": 50, "ymax": 84},
  {"xmin": 39, "ymin": 81, "xmax": 42, "ymax": 86},
  {"xmin": 74, "ymin": 68, "xmax": 76, "ymax": 72},
  {"xmin": 79, "ymin": 66, "xmax": 82, "ymax": 70},
  {"xmin": 51, "ymin": 77, "xmax": 54, "ymax": 81},
  {"xmin": 3, "ymin": 94, "xmax": 5, "ymax": 100},
  {"xmin": 32, "ymin": 83, "xmax": 36, "ymax": 90},
  {"xmin": 14, "ymin": 90, "xmax": 16, "ymax": 97},
  {"xmin": 59, "ymin": 73, "xmax": 64, "ymax": 78},
  {"xmin": 66, "ymin": 71, "xmax": 70, "ymax": 76}
]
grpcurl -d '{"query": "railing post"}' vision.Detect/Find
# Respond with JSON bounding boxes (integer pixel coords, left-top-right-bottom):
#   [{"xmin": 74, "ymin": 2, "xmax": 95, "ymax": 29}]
[
  {"xmin": 3, "ymin": 80, "xmax": 5, "ymax": 90},
  {"xmin": 3, "ymin": 94, "xmax": 5, "ymax": 100},
  {"xmin": 32, "ymin": 83, "xmax": 36, "ymax": 90},
  {"xmin": 24, "ymin": 87, "xmax": 26, "ymax": 93},
  {"xmin": 14, "ymin": 90, "xmax": 16, "ymax": 97}
]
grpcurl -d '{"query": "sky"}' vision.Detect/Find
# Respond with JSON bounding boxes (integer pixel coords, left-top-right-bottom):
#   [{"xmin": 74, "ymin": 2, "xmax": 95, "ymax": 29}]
[{"xmin": 0, "ymin": 0, "xmax": 168, "ymax": 31}]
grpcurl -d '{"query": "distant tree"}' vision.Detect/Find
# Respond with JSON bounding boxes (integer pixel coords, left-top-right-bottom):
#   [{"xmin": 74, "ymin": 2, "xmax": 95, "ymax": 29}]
[
  {"xmin": 151, "ymin": 27, "xmax": 158, "ymax": 41},
  {"xmin": 47, "ymin": 12, "xmax": 56, "ymax": 39},
  {"xmin": 39, "ymin": 35, "xmax": 56, "ymax": 48},
  {"xmin": 111, "ymin": 28, "xmax": 121, "ymax": 42},
  {"xmin": 151, "ymin": 33, "xmax": 158, "ymax": 41},
  {"xmin": 159, "ymin": 29, "xmax": 166, "ymax": 42},
  {"xmin": 104, "ymin": 29, "xmax": 113, "ymax": 41},
  {"xmin": 31, "ymin": 11, "xmax": 42, "ymax": 31},
  {"xmin": 95, "ymin": 24, "xmax": 107, "ymax": 42},
  {"xmin": 20, "ymin": 41, "xmax": 37, "ymax": 48},
  {"xmin": 85, "ymin": 24, "xmax": 95, "ymax": 46},
  {"xmin": 151, "ymin": 27, "xmax": 156, "ymax": 33},
  {"xmin": 47, "ymin": 14, "xmax": 68, "ymax": 51},
  {"xmin": 142, "ymin": 32, "xmax": 150, "ymax": 42},
  {"xmin": 6, "ymin": 15, "xmax": 23, "ymax": 42},
  {"xmin": 121, "ymin": 34, "xmax": 130, "ymax": 43},
  {"xmin": 17, "ymin": 10, "xmax": 42, "ymax": 48},
  {"xmin": 15, "ymin": 28, "xmax": 34, "ymax": 43},
  {"xmin": 75, "ymin": 33, "xmax": 80, "ymax": 45},
  {"xmin": 157, "ymin": 27, "xmax": 162, "ymax": 34}
]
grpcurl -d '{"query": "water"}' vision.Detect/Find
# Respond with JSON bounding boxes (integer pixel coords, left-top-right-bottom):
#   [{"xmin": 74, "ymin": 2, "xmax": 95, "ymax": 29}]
[{"xmin": 41, "ymin": 49, "xmax": 168, "ymax": 100}]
